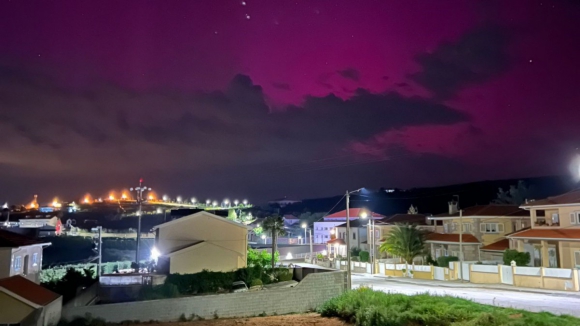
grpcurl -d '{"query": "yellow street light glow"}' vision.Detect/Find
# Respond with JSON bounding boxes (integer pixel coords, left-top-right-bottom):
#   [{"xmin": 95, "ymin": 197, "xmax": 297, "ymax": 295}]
[
  {"xmin": 121, "ymin": 193, "xmax": 127, "ymax": 200},
  {"xmin": 109, "ymin": 195, "xmax": 115, "ymax": 201},
  {"xmin": 360, "ymin": 211, "xmax": 368, "ymax": 219}
]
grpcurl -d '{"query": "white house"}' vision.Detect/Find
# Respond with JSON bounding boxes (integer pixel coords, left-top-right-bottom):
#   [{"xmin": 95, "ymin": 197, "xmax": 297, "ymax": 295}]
[
  {"xmin": 315, "ymin": 209, "xmax": 384, "ymax": 244},
  {"xmin": 0, "ymin": 229, "xmax": 51, "ymax": 283}
]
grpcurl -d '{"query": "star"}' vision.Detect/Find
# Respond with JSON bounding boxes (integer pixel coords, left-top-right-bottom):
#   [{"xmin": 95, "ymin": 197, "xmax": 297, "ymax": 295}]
[
  {"xmin": 245, "ymin": 14, "xmax": 251, "ymax": 20},
  {"xmin": 241, "ymin": 1, "xmax": 246, "ymax": 6}
]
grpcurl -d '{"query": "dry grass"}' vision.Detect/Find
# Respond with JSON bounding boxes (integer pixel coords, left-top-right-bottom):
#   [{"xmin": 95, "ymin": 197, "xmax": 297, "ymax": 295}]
[{"xmin": 124, "ymin": 314, "xmax": 349, "ymax": 326}]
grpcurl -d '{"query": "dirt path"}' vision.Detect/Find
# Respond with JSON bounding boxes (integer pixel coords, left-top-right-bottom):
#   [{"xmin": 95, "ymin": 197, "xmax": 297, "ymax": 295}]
[{"xmin": 125, "ymin": 314, "xmax": 350, "ymax": 326}]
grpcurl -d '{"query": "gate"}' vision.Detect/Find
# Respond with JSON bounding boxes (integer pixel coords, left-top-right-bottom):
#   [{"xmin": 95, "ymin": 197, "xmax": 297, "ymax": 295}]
[
  {"xmin": 501, "ymin": 265, "xmax": 513, "ymax": 285},
  {"xmin": 433, "ymin": 266, "xmax": 445, "ymax": 280},
  {"xmin": 460, "ymin": 263, "xmax": 470, "ymax": 281}
]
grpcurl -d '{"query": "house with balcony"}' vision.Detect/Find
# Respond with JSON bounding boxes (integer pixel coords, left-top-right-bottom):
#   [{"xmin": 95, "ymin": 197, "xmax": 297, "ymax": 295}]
[
  {"xmin": 507, "ymin": 189, "xmax": 580, "ymax": 268},
  {"xmin": 427, "ymin": 204, "xmax": 530, "ymax": 261},
  {"xmin": 0, "ymin": 229, "xmax": 51, "ymax": 283},
  {"xmin": 373, "ymin": 214, "xmax": 438, "ymax": 260},
  {"xmin": 316, "ymin": 209, "xmax": 384, "ymax": 244}
]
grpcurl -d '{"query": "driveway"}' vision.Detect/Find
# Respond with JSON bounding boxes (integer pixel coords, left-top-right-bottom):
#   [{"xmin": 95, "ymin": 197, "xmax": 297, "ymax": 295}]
[{"xmin": 352, "ymin": 274, "xmax": 580, "ymax": 317}]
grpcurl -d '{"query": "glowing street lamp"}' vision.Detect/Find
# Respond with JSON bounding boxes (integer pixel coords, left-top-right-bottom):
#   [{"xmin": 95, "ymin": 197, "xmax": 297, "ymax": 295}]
[
  {"xmin": 121, "ymin": 193, "xmax": 127, "ymax": 200},
  {"xmin": 109, "ymin": 194, "xmax": 115, "ymax": 201},
  {"xmin": 206, "ymin": 199, "xmax": 211, "ymax": 205},
  {"xmin": 162, "ymin": 195, "xmax": 169, "ymax": 202},
  {"xmin": 212, "ymin": 201, "xmax": 218, "ymax": 207},
  {"xmin": 191, "ymin": 197, "xmax": 196, "ymax": 204},
  {"xmin": 176, "ymin": 196, "xmax": 182, "ymax": 203},
  {"xmin": 243, "ymin": 199, "xmax": 248, "ymax": 205},
  {"xmin": 234, "ymin": 199, "xmax": 239, "ymax": 206},
  {"xmin": 261, "ymin": 234, "xmax": 266, "ymax": 244},
  {"xmin": 301, "ymin": 223, "xmax": 313, "ymax": 262}
]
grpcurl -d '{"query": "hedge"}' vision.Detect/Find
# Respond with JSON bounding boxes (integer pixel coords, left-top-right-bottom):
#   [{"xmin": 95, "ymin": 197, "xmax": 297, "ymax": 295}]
[
  {"xmin": 40, "ymin": 261, "xmax": 142, "ymax": 283},
  {"xmin": 359, "ymin": 251, "xmax": 370, "ymax": 263},
  {"xmin": 437, "ymin": 256, "xmax": 459, "ymax": 268}
]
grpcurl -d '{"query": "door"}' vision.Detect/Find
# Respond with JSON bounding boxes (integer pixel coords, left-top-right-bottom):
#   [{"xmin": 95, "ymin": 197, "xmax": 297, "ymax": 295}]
[
  {"xmin": 548, "ymin": 247, "xmax": 558, "ymax": 267},
  {"xmin": 501, "ymin": 265, "xmax": 513, "ymax": 285}
]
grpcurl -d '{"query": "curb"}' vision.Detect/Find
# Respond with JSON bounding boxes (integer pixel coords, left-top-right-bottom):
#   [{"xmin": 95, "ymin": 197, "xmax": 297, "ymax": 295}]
[{"xmin": 366, "ymin": 275, "xmax": 580, "ymax": 298}]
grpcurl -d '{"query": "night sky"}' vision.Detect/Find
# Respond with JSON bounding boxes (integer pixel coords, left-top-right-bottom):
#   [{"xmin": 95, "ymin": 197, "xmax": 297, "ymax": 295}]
[{"xmin": 1, "ymin": 0, "xmax": 580, "ymax": 204}]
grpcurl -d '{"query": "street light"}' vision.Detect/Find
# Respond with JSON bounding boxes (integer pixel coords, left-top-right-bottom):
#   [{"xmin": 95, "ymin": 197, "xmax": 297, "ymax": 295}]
[
  {"xmin": 301, "ymin": 223, "xmax": 313, "ymax": 263},
  {"xmin": 130, "ymin": 178, "xmax": 151, "ymax": 268},
  {"xmin": 191, "ymin": 197, "xmax": 196, "ymax": 204},
  {"xmin": 261, "ymin": 234, "xmax": 266, "ymax": 244},
  {"xmin": 162, "ymin": 195, "xmax": 169, "ymax": 202},
  {"xmin": 360, "ymin": 209, "xmax": 375, "ymax": 274},
  {"xmin": 243, "ymin": 199, "xmax": 248, "ymax": 205},
  {"xmin": 176, "ymin": 196, "xmax": 182, "ymax": 203},
  {"xmin": 234, "ymin": 199, "xmax": 239, "ymax": 206}
]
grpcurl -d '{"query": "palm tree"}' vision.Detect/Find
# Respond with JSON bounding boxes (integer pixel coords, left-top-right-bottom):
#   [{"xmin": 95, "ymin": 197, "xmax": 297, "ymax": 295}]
[
  {"xmin": 263, "ymin": 214, "xmax": 286, "ymax": 270},
  {"xmin": 379, "ymin": 224, "xmax": 426, "ymax": 275}
]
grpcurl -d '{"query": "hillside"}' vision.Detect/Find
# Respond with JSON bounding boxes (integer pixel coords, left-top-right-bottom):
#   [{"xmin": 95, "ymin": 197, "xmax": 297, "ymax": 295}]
[{"xmin": 281, "ymin": 175, "xmax": 576, "ymax": 216}]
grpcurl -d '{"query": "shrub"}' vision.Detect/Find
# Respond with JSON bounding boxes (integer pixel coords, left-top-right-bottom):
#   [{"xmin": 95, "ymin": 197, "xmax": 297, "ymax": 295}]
[
  {"xmin": 42, "ymin": 268, "xmax": 96, "ymax": 303},
  {"xmin": 318, "ymin": 288, "xmax": 580, "ymax": 326},
  {"xmin": 437, "ymin": 256, "xmax": 459, "ymax": 268},
  {"xmin": 426, "ymin": 253, "xmax": 438, "ymax": 266},
  {"xmin": 250, "ymin": 279, "xmax": 263, "ymax": 287},
  {"xmin": 316, "ymin": 253, "xmax": 324, "ymax": 261},
  {"xmin": 359, "ymin": 251, "xmax": 370, "ymax": 263},
  {"xmin": 350, "ymin": 247, "xmax": 361, "ymax": 257},
  {"xmin": 138, "ymin": 283, "xmax": 179, "ymax": 301},
  {"xmin": 503, "ymin": 249, "xmax": 531, "ymax": 266}
]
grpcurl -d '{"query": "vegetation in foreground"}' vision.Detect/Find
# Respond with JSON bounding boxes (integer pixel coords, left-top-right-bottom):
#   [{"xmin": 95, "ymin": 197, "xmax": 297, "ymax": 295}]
[{"xmin": 318, "ymin": 287, "xmax": 580, "ymax": 326}]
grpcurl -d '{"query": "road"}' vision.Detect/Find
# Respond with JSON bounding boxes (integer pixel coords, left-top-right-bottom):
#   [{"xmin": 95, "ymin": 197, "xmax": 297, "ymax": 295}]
[{"xmin": 352, "ymin": 274, "xmax": 580, "ymax": 317}]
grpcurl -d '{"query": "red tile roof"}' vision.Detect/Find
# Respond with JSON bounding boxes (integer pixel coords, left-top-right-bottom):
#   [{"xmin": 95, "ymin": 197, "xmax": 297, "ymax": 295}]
[
  {"xmin": 507, "ymin": 228, "xmax": 580, "ymax": 240},
  {"xmin": 434, "ymin": 205, "xmax": 528, "ymax": 218},
  {"xmin": 521, "ymin": 189, "xmax": 580, "ymax": 208},
  {"xmin": 0, "ymin": 276, "xmax": 60, "ymax": 306},
  {"xmin": 0, "ymin": 229, "xmax": 50, "ymax": 248},
  {"xmin": 425, "ymin": 233, "xmax": 480, "ymax": 243},
  {"xmin": 377, "ymin": 214, "xmax": 428, "ymax": 225},
  {"xmin": 327, "ymin": 238, "xmax": 346, "ymax": 245},
  {"xmin": 480, "ymin": 239, "xmax": 510, "ymax": 251}
]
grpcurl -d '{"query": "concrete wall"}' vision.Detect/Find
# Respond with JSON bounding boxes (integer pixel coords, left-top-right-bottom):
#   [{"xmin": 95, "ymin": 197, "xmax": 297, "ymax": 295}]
[
  {"xmin": 0, "ymin": 290, "xmax": 35, "ymax": 324},
  {"xmin": 470, "ymin": 271, "xmax": 500, "ymax": 284},
  {"xmin": 63, "ymin": 271, "xmax": 346, "ymax": 322},
  {"xmin": 558, "ymin": 241, "xmax": 580, "ymax": 269},
  {"xmin": 43, "ymin": 297, "xmax": 62, "ymax": 326},
  {"xmin": 62, "ymin": 283, "xmax": 98, "ymax": 312}
]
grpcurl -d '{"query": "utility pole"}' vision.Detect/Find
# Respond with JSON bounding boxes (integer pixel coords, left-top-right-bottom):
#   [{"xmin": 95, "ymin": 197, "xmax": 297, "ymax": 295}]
[
  {"xmin": 130, "ymin": 178, "xmax": 151, "ymax": 269},
  {"xmin": 309, "ymin": 228, "xmax": 313, "ymax": 263},
  {"xmin": 459, "ymin": 209, "xmax": 463, "ymax": 282},
  {"xmin": 346, "ymin": 191, "xmax": 352, "ymax": 290},
  {"xmin": 97, "ymin": 226, "xmax": 102, "ymax": 277}
]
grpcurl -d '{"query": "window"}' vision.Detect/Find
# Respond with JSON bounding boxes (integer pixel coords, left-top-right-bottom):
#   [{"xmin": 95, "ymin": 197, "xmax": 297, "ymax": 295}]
[
  {"xmin": 480, "ymin": 223, "xmax": 504, "ymax": 233},
  {"xmin": 552, "ymin": 213, "xmax": 560, "ymax": 225},
  {"xmin": 324, "ymin": 235, "xmax": 328, "ymax": 238},
  {"xmin": 462, "ymin": 223, "xmax": 471, "ymax": 232},
  {"xmin": 14, "ymin": 256, "xmax": 22, "ymax": 271},
  {"xmin": 571, "ymin": 212, "xmax": 580, "ymax": 225},
  {"xmin": 324, "ymin": 227, "xmax": 328, "ymax": 230},
  {"xmin": 353, "ymin": 232, "xmax": 356, "ymax": 240},
  {"xmin": 575, "ymin": 251, "xmax": 580, "ymax": 268},
  {"xmin": 32, "ymin": 253, "xmax": 38, "ymax": 266}
]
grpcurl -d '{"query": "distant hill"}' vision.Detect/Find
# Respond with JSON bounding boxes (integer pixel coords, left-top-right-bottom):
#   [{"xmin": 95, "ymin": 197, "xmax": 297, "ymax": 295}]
[{"xmin": 281, "ymin": 175, "xmax": 577, "ymax": 217}]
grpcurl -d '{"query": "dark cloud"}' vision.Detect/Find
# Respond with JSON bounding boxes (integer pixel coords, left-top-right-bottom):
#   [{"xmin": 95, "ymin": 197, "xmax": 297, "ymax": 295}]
[
  {"xmin": 411, "ymin": 25, "xmax": 511, "ymax": 99},
  {"xmin": 337, "ymin": 68, "xmax": 360, "ymax": 81},
  {"xmin": 0, "ymin": 61, "xmax": 468, "ymax": 201},
  {"xmin": 395, "ymin": 82, "xmax": 411, "ymax": 89},
  {"xmin": 272, "ymin": 82, "xmax": 291, "ymax": 90}
]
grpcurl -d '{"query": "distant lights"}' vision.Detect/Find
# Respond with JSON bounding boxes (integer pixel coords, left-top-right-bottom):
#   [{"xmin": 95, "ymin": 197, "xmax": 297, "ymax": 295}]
[
  {"xmin": 162, "ymin": 195, "xmax": 169, "ymax": 201},
  {"xmin": 206, "ymin": 199, "xmax": 211, "ymax": 205},
  {"xmin": 243, "ymin": 199, "xmax": 248, "ymax": 205},
  {"xmin": 191, "ymin": 197, "xmax": 197, "ymax": 204},
  {"xmin": 234, "ymin": 199, "xmax": 239, "ymax": 205},
  {"xmin": 176, "ymin": 196, "xmax": 182, "ymax": 203},
  {"xmin": 212, "ymin": 201, "xmax": 218, "ymax": 206}
]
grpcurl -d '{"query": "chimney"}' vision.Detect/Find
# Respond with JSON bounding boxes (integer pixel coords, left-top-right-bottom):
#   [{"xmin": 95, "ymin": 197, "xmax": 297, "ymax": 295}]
[{"xmin": 449, "ymin": 200, "xmax": 459, "ymax": 215}]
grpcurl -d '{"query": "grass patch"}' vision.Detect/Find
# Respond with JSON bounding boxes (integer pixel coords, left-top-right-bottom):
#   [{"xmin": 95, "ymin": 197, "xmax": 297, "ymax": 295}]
[{"xmin": 318, "ymin": 287, "xmax": 580, "ymax": 326}]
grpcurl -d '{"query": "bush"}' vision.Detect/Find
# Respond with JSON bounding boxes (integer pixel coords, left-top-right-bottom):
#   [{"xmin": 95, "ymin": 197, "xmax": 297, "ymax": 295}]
[
  {"xmin": 437, "ymin": 256, "xmax": 459, "ymax": 268},
  {"xmin": 426, "ymin": 253, "xmax": 438, "ymax": 266},
  {"xmin": 318, "ymin": 288, "xmax": 580, "ymax": 326},
  {"xmin": 503, "ymin": 249, "xmax": 531, "ymax": 266},
  {"xmin": 250, "ymin": 279, "xmax": 263, "ymax": 287},
  {"xmin": 42, "ymin": 268, "xmax": 96, "ymax": 303},
  {"xmin": 316, "ymin": 253, "xmax": 324, "ymax": 261},
  {"xmin": 359, "ymin": 251, "xmax": 370, "ymax": 263},
  {"xmin": 138, "ymin": 283, "xmax": 180, "ymax": 301},
  {"xmin": 350, "ymin": 247, "xmax": 361, "ymax": 257}
]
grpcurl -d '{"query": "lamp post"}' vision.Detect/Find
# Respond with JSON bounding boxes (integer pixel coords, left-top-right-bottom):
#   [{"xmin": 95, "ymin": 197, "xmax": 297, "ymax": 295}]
[
  {"xmin": 345, "ymin": 188, "xmax": 364, "ymax": 290},
  {"xmin": 301, "ymin": 223, "xmax": 313, "ymax": 263},
  {"xmin": 130, "ymin": 178, "xmax": 151, "ymax": 268},
  {"xmin": 360, "ymin": 210, "xmax": 375, "ymax": 274}
]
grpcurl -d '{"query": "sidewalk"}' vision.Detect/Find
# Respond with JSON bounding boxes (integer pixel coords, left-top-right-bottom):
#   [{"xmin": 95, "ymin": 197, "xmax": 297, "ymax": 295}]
[{"xmin": 362, "ymin": 273, "xmax": 580, "ymax": 298}]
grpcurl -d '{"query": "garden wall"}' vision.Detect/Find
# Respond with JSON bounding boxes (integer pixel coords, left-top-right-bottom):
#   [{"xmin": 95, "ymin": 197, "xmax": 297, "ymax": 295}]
[{"xmin": 62, "ymin": 271, "xmax": 346, "ymax": 322}]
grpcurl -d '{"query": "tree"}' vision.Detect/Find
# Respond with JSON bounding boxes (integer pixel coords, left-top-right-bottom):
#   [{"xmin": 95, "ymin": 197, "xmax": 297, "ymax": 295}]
[
  {"xmin": 227, "ymin": 209, "xmax": 238, "ymax": 221},
  {"xmin": 379, "ymin": 224, "xmax": 427, "ymax": 273},
  {"xmin": 263, "ymin": 214, "xmax": 286, "ymax": 270},
  {"xmin": 493, "ymin": 180, "xmax": 531, "ymax": 206},
  {"xmin": 407, "ymin": 205, "xmax": 419, "ymax": 215}
]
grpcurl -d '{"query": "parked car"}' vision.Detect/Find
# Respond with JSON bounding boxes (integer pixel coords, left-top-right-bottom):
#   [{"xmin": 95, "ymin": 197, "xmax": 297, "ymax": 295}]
[{"xmin": 231, "ymin": 281, "xmax": 249, "ymax": 293}]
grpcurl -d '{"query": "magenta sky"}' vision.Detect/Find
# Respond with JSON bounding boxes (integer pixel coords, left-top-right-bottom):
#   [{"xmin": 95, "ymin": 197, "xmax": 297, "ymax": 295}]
[{"xmin": 1, "ymin": 0, "xmax": 579, "ymax": 203}]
